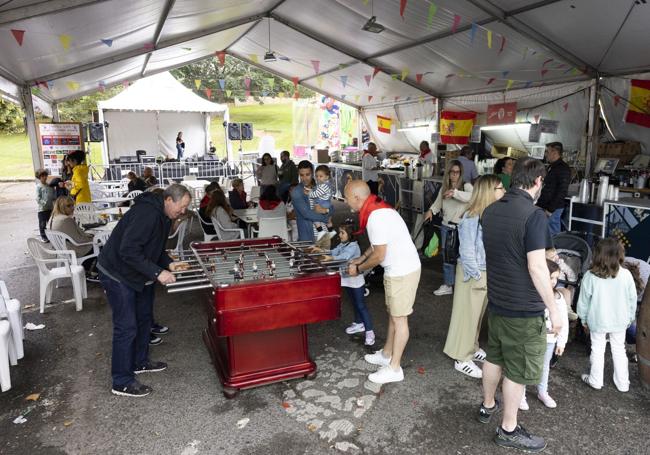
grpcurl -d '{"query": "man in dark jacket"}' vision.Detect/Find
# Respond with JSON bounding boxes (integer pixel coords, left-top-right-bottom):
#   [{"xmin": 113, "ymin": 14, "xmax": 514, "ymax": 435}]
[
  {"xmin": 536, "ymin": 142, "xmax": 571, "ymax": 236},
  {"xmin": 278, "ymin": 150, "xmax": 298, "ymax": 201},
  {"xmin": 98, "ymin": 184, "xmax": 191, "ymax": 397}
]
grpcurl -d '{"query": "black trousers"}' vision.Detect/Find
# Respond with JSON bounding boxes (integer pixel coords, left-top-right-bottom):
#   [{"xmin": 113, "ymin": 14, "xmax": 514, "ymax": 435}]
[
  {"xmin": 38, "ymin": 210, "xmax": 52, "ymax": 240},
  {"xmin": 367, "ymin": 180, "xmax": 379, "ymax": 195}
]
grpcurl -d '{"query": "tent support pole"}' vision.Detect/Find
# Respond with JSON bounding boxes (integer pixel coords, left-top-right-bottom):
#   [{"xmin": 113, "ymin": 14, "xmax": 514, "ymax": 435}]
[
  {"xmin": 20, "ymin": 85, "xmax": 43, "ymax": 172},
  {"xmin": 585, "ymin": 79, "xmax": 601, "ymax": 177},
  {"xmin": 52, "ymin": 103, "xmax": 60, "ymax": 122}
]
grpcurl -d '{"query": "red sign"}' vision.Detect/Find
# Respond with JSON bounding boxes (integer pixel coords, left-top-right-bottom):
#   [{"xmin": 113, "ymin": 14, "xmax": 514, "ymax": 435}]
[{"xmin": 486, "ymin": 102, "xmax": 518, "ymax": 125}]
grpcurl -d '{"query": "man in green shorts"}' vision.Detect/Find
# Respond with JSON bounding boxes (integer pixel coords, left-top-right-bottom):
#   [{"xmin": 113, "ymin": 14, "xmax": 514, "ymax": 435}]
[{"xmin": 478, "ymin": 157, "xmax": 563, "ymax": 453}]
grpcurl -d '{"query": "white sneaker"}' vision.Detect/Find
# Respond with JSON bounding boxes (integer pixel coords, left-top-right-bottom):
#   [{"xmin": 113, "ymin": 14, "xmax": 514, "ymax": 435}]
[
  {"xmin": 454, "ymin": 360, "xmax": 482, "ymax": 378},
  {"xmin": 519, "ymin": 396, "xmax": 529, "ymax": 411},
  {"xmin": 368, "ymin": 365, "xmax": 404, "ymax": 384},
  {"xmin": 364, "ymin": 350, "xmax": 391, "ymax": 367},
  {"xmin": 537, "ymin": 392, "xmax": 557, "ymax": 408},
  {"xmin": 473, "ymin": 349, "xmax": 487, "ymax": 362},
  {"xmin": 433, "ymin": 284, "xmax": 453, "ymax": 296},
  {"xmin": 345, "ymin": 322, "xmax": 365, "ymax": 335},
  {"xmin": 365, "ymin": 331, "xmax": 375, "ymax": 346}
]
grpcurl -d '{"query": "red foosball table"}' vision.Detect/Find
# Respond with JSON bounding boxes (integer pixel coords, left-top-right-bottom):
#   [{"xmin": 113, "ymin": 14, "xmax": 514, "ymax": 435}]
[{"xmin": 166, "ymin": 237, "xmax": 342, "ymax": 398}]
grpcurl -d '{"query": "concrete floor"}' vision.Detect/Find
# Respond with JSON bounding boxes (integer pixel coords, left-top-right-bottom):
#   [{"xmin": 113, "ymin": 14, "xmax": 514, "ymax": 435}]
[{"xmin": 0, "ymin": 182, "xmax": 648, "ymax": 455}]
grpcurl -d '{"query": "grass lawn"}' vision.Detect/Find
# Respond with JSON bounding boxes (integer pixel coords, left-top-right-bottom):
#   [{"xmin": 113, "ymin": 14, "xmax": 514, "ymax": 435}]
[{"xmin": 0, "ymin": 101, "xmax": 293, "ymax": 179}]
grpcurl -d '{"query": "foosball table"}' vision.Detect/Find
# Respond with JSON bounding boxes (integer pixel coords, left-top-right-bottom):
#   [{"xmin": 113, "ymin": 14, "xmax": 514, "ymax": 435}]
[{"xmin": 166, "ymin": 237, "xmax": 343, "ymax": 398}]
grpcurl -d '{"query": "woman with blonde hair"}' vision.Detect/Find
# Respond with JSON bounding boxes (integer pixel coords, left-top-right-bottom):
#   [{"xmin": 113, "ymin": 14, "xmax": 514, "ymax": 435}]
[
  {"xmin": 48, "ymin": 196, "xmax": 95, "ymax": 270},
  {"xmin": 443, "ymin": 174, "xmax": 506, "ymax": 378}
]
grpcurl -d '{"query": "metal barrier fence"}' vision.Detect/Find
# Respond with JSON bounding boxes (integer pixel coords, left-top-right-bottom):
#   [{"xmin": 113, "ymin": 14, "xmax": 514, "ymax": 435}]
[{"xmin": 89, "ymin": 163, "xmax": 161, "ymax": 182}]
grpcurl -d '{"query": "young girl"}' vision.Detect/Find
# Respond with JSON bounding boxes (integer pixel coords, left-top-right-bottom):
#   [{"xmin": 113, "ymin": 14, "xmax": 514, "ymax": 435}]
[
  {"xmin": 306, "ymin": 165, "xmax": 334, "ymax": 239},
  {"xmin": 577, "ymin": 237, "xmax": 638, "ymax": 392},
  {"xmin": 35, "ymin": 169, "xmax": 55, "ymax": 241},
  {"xmin": 326, "ymin": 222, "xmax": 374, "ymax": 346},
  {"xmin": 520, "ymin": 260, "xmax": 569, "ymax": 410}
]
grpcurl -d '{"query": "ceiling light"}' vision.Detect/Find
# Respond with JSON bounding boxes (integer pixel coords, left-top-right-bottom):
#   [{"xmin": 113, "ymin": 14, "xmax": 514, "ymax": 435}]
[
  {"xmin": 362, "ymin": 1, "xmax": 384, "ymax": 33},
  {"xmin": 480, "ymin": 122, "xmax": 531, "ymax": 131}
]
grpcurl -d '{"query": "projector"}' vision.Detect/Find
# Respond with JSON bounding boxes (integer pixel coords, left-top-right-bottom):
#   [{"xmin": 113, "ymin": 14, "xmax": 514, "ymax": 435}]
[
  {"xmin": 362, "ymin": 16, "xmax": 385, "ymax": 33},
  {"xmin": 264, "ymin": 51, "xmax": 277, "ymax": 62}
]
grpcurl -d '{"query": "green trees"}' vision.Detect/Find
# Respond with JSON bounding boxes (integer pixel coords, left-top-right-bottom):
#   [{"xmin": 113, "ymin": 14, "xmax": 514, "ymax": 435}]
[{"xmin": 0, "ymin": 98, "xmax": 24, "ymax": 134}]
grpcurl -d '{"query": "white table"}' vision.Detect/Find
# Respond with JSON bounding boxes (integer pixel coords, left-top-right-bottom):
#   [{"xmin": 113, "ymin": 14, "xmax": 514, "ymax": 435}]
[
  {"xmin": 182, "ymin": 180, "xmax": 211, "ymax": 190},
  {"xmin": 93, "ymin": 197, "xmax": 130, "ymax": 207},
  {"xmin": 86, "ymin": 221, "xmax": 118, "ymax": 233},
  {"xmin": 97, "ymin": 206, "xmax": 130, "ymax": 217},
  {"xmin": 233, "ymin": 208, "xmax": 258, "ymax": 224}
]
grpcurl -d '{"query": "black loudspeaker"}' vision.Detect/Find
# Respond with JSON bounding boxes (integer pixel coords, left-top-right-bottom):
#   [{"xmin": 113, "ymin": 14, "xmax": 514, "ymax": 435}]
[
  {"xmin": 228, "ymin": 123, "xmax": 241, "ymax": 140},
  {"xmin": 241, "ymin": 123, "xmax": 253, "ymax": 140},
  {"xmin": 88, "ymin": 122, "xmax": 104, "ymax": 142}
]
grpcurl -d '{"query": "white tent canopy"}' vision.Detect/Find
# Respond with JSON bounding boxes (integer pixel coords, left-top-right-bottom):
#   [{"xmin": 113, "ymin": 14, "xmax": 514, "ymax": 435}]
[{"xmin": 97, "ymin": 72, "xmax": 229, "ymax": 161}]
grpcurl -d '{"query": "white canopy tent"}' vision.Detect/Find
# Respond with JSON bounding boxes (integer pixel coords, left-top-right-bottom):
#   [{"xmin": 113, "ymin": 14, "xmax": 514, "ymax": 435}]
[
  {"xmin": 1, "ymin": 0, "xmax": 650, "ymax": 170},
  {"xmin": 97, "ymin": 72, "xmax": 229, "ymax": 162}
]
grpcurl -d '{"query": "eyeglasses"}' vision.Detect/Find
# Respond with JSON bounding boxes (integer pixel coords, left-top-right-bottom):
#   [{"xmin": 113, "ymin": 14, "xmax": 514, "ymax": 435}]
[{"xmin": 449, "ymin": 170, "xmax": 461, "ymax": 175}]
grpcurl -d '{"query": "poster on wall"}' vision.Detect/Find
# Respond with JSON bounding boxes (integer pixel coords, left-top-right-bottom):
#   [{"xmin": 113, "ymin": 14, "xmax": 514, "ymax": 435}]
[
  {"xmin": 539, "ymin": 119, "xmax": 559, "ymax": 134},
  {"xmin": 486, "ymin": 102, "xmax": 517, "ymax": 125},
  {"xmin": 319, "ymin": 97, "xmax": 340, "ymax": 149},
  {"xmin": 37, "ymin": 122, "xmax": 83, "ymax": 176}
]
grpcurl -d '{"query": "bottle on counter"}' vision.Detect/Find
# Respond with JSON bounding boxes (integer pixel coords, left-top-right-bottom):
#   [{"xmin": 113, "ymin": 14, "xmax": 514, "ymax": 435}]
[{"xmin": 117, "ymin": 207, "xmax": 123, "ymax": 219}]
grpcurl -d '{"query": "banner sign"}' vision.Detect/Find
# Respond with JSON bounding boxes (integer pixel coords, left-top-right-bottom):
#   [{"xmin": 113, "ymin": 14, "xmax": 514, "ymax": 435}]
[
  {"xmin": 486, "ymin": 102, "xmax": 517, "ymax": 125},
  {"xmin": 539, "ymin": 118, "xmax": 559, "ymax": 134},
  {"xmin": 37, "ymin": 122, "xmax": 83, "ymax": 176}
]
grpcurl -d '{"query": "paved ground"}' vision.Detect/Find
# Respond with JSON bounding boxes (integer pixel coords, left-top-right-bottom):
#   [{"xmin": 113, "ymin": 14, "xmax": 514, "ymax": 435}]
[{"xmin": 0, "ymin": 182, "xmax": 648, "ymax": 455}]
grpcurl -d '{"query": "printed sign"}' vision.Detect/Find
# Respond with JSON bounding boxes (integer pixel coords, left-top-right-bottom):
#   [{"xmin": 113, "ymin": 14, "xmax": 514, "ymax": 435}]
[
  {"xmin": 539, "ymin": 119, "xmax": 559, "ymax": 134},
  {"xmin": 486, "ymin": 102, "xmax": 517, "ymax": 125},
  {"xmin": 37, "ymin": 123, "xmax": 84, "ymax": 176}
]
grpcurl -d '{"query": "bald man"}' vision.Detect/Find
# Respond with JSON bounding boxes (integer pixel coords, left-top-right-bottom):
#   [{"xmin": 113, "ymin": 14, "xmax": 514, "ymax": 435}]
[
  {"xmin": 362, "ymin": 143, "xmax": 380, "ymax": 195},
  {"xmin": 345, "ymin": 180, "xmax": 421, "ymax": 384}
]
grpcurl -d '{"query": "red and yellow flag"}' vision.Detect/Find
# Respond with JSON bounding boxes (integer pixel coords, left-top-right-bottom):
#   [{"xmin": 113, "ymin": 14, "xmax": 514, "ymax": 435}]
[
  {"xmin": 625, "ymin": 79, "xmax": 650, "ymax": 128},
  {"xmin": 377, "ymin": 115, "xmax": 392, "ymax": 134},
  {"xmin": 440, "ymin": 111, "xmax": 476, "ymax": 144}
]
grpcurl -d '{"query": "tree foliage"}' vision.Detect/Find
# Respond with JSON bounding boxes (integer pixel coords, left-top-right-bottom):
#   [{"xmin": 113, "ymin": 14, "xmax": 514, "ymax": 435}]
[
  {"xmin": 0, "ymin": 98, "xmax": 25, "ymax": 134},
  {"xmin": 57, "ymin": 85, "xmax": 124, "ymax": 123},
  {"xmin": 171, "ymin": 54, "xmax": 314, "ymax": 103}
]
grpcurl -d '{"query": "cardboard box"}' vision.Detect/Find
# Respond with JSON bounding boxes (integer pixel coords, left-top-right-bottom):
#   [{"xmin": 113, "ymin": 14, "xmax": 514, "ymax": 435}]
[
  {"xmin": 311, "ymin": 148, "xmax": 330, "ymax": 164},
  {"xmin": 598, "ymin": 141, "xmax": 640, "ymax": 165}
]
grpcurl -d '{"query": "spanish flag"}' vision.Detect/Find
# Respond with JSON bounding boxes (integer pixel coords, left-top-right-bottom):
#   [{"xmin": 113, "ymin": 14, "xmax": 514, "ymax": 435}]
[
  {"xmin": 625, "ymin": 79, "xmax": 650, "ymax": 128},
  {"xmin": 377, "ymin": 115, "xmax": 392, "ymax": 134},
  {"xmin": 440, "ymin": 111, "xmax": 476, "ymax": 144}
]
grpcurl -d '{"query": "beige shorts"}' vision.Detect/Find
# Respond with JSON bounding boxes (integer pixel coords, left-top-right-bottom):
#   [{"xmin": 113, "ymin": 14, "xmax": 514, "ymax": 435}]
[{"xmin": 383, "ymin": 268, "xmax": 421, "ymax": 317}]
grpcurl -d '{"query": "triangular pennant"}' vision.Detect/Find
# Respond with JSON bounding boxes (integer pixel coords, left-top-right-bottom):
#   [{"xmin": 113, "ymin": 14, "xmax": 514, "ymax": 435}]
[
  {"xmin": 244, "ymin": 77, "xmax": 251, "ymax": 89},
  {"xmin": 216, "ymin": 51, "xmax": 226, "ymax": 65},
  {"xmin": 469, "ymin": 23, "xmax": 479, "ymax": 44},
  {"xmin": 292, "ymin": 76, "xmax": 299, "ymax": 88},
  {"xmin": 316, "ymin": 75, "xmax": 324, "ymax": 88},
  {"xmin": 499, "ymin": 36, "xmax": 506, "ymax": 54},
  {"xmin": 226, "ymin": 89, "xmax": 232, "ymax": 98},
  {"xmin": 400, "ymin": 0, "xmax": 408, "ymax": 18},
  {"xmin": 66, "ymin": 81, "xmax": 79, "ymax": 91},
  {"xmin": 391, "ymin": 74, "xmax": 398, "ymax": 81},
  {"xmin": 419, "ymin": 96, "xmax": 424, "ymax": 104},
  {"xmin": 205, "ymin": 88, "xmax": 212, "ymax": 99},
  {"xmin": 31, "ymin": 87, "xmax": 41, "ymax": 95},
  {"xmin": 445, "ymin": 73, "xmax": 455, "ymax": 78},
  {"xmin": 542, "ymin": 58, "xmax": 553, "ymax": 67},
  {"xmin": 364, "ymin": 75, "xmax": 372, "ymax": 87},
  {"xmin": 249, "ymin": 54, "xmax": 258, "ymax": 64},
  {"xmin": 59, "ymin": 34, "xmax": 72, "ymax": 51},
  {"xmin": 563, "ymin": 102, "xmax": 569, "ymax": 112},
  {"xmin": 549, "ymin": 110, "xmax": 555, "ymax": 119},
  {"xmin": 218, "ymin": 79, "xmax": 226, "ymax": 90},
  {"xmin": 416, "ymin": 73, "xmax": 423, "ymax": 84},
  {"xmin": 311, "ymin": 60, "xmax": 320, "ymax": 74},
  {"xmin": 451, "ymin": 14, "xmax": 461, "ymax": 33},
  {"xmin": 486, "ymin": 78, "xmax": 495, "ymax": 85},
  {"xmin": 487, "ymin": 30, "xmax": 492, "ymax": 48},
  {"xmin": 401, "ymin": 68, "xmax": 409, "ymax": 81},
  {"xmin": 98, "ymin": 81, "xmax": 105, "ymax": 92},
  {"xmin": 293, "ymin": 91, "xmax": 300, "ymax": 100},
  {"xmin": 614, "ymin": 95, "xmax": 621, "ymax": 106},
  {"xmin": 354, "ymin": 95, "xmax": 360, "ymax": 103},
  {"xmin": 502, "ymin": 71, "xmax": 510, "ymax": 78},
  {"xmin": 534, "ymin": 114, "xmax": 540, "ymax": 123},
  {"xmin": 101, "ymin": 39, "xmax": 113, "ymax": 47},
  {"xmin": 267, "ymin": 78, "xmax": 275, "ymax": 89},
  {"xmin": 338, "ymin": 63, "xmax": 348, "ymax": 70},
  {"xmin": 11, "ymin": 29, "xmax": 25, "ymax": 46},
  {"xmin": 427, "ymin": 3, "xmax": 438, "ymax": 26},
  {"xmin": 368, "ymin": 95, "xmax": 373, "ymax": 102},
  {"xmin": 194, "ymin": 79, "xmax": 201, "ymax": 90},
  {"xmin": 541, "ymin": 69, "xmax": 549, "ymax": 77},
  {"xmin": 506, "ymin": 79, "xmax": 514, "ymax": 90},
  {"xmin": 122, "ymin": 81, "xmax": 130, "ymax": 89},
  {"xmin": 340, "ymin": 75, "xmax": 348, "ymax": 87},
  {"xmin": 373, "ymin": 67, "xmax": 381, "ymax": 78}
]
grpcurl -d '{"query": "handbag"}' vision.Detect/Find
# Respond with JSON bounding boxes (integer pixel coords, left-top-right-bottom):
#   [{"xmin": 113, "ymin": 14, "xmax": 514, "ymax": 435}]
[{"xmin": 443, "ymin": 223, "xmax": 460, "ymax": 265}]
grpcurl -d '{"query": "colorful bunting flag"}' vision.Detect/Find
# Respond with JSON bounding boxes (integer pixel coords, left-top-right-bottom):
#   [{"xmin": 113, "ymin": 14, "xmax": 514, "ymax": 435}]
[
  {"xmin": 416, "ymin": 73, "xmax": 423, "ymax": 84},
  {"xmin": 194, "ymin": 79, "xmax": 201, "ymax": 90},
  {"xmin": 400, "ymin": 0, "xmax": 408, "ymax": 18},
  {"xmin": 418, "ymin": 96, "xmax": 424, "ymax": 104},
  {"xmin": 249, "ymin": 54, "xmax": 258, "ymax": 64},
  {"xmin": 364, "ymin": 75, "xmax": 372, "ymax": 87},
  {"xmin": 205, "ymin": 88, "xmax": 212, "ymax": 99},
  {"xmin": 391, "ymin": 74, "xmax": 398, "ymax": 81},
  {"xmin": 216, "ymin": 51, "xmax": 226, "ymax": 65},
  {"xmin": 506, "ymin": 80, "xmax": 514, "ymax": 90},
  {"xmin": 101, "ymin": 39, "xmax": 113, "ymax": 47},
  {"xmin": 98, "ymin": 81, "xmax": 106, "ymax": 92},
  {"xmin": 401, "ymin": 68, "xmax": 409, "ymax": 81},
  {"xmin": 542, "ymin": 58, "xmax": 553, "ymax": 67},
  {"xmin": 354, "ymin": 95, "xmax": 360, "ymax": 103},
  {"xmin": 226, "ymin": 89, "xmax": 232, "ymax": 98},
  {"xmin": 499, "ymin": 36, "xmax": 506, "ymax": 54},
  {"xmin": 563, "ymin": 102, "xmax": 569, "ymax": 111},
  {"xmin": 487, "ymin": 30, "xmax": 492, "ymax": 48},
  {"xmin": 427, "ymin": 3, "xmax": 438, "ymax": 26},
  {"xmin": 625, "ymin": 79, "xmax": 650, "ymax": 127},
  {"xmin": 291, "ymin": 77, "xmax": 299, "ymax": 89},
  {"xmin": 502, "ymin": 71, "xmax": 510, "ymax": 78},
  {"xmin": 66, "ymin": 81, "xmax": 79, "ymax": 91},
  {"xmin": 340, "ymin": 75, "xmax": 348, "ymax": 87},
  {"xmin": 486, "ymin": 78, "xmax": 495, "ymax": 85},
  {"xmin": 311, "ymin": 60, "xmax": 320, "ymax": 74},
  {"xmin": 549, "ymin": 111, "xmax": 556, "ymax": 119},
  {"xmin": 470, "ymin": 23, "xmax": 477, "ymax": 44},
  {"xmin": 244, "ymin": 77, "xmax": 251, "ymax": 89},
  {"xmin": 368, "ymin": 96, "xmax": 373, "ymax": 102},
  {"xmin": 59, "ymin": 34, "xmax": 72, "ymax": 50},
  {"xmin": 316, "ymin": 75, "xmax": 324, "ymax": 88},
  {"xmin": 440, "ymin": 111, "xmax": 476, "ymax": 144},
  {"xmin": 541, "ymin": 69, "xmax": 549, "ymax": 77},
  {"xmin": 219, "ymin": 79, "xmax": 226, "ymax": 90},
  {"xmin": 614, "ymin": 95, "xmax": 621, "ymax": 106},
  {"xmin": 10, "ymin": 29, "xmax": 25, "ymax": 46},
  {"xmin": 122, "ymin": 81, "xmax": 130, "ymax": 89},
  {"xmin": 293, "ymin": 91, "xmax": 299, "ymax": 100},
  {"xmin": 377, "ymin": 115, "xmax": 392, "ymax": 134},
  {"xmin": 451, "ymin": 15, "xmax": 461, "ymax": 33},
  {"xmin": 373, "ymin": 67, "xmax": 381, "ymax": 78}
]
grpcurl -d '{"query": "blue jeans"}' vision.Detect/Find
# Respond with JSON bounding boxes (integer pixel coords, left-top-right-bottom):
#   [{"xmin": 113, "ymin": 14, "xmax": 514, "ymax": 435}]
[
  {"xmin": 99, "ymin": 273, "xmax": 154, "ymax": 388},
  {"xmin": 439, "ymin": 224, "xmax": 456, "ymax": 286},
  {"xmin": 537, "ymin": 342, "xmax": 556, "ymax": 395},
  {"xmin": 345, "ymin": 286, "xmax": 373, "ymax": 332},
  {"xmin": 548, "ymin": 208, "xmax": 564, "ymax": 236}
]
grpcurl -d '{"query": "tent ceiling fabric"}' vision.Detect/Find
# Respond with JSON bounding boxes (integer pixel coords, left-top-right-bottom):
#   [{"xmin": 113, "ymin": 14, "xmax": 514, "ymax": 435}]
[{"xmin": 1, "ymin": 0, "xmax": 650, "ymax": 108}]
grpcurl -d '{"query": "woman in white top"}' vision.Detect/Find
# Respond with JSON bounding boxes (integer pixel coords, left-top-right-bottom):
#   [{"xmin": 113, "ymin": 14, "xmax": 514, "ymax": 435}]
[
  {"xmin": 206, "ymin": 190, "xmax": 242, "ymax": 240},
  {"xmin": 256, "ymin": 153, "xmax": 279, "ymax": 190},
  {"xmin": 48, "ymin": 195, "xmax": 95, "ymax": 268},
  {"xmin": 424, "ymin": 159, "xmax": 473, "ymax": 296}
]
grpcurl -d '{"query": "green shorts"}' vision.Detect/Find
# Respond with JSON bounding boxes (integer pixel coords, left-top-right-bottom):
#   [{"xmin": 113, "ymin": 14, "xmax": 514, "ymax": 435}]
[{"xmin": 486, "ymin": 311, "xmax": 546, "ymax": 385}]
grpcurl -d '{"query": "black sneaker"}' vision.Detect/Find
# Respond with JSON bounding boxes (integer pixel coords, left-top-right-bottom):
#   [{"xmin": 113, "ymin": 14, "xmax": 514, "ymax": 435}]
[
  {"xmin": 111, "ymin": 381, "xmax": 152, "ymax": 397},
  {"xmin": 134, "ymin": 361, "xmax": 168, "ymax": 374},
  {"xmin": 151, "ymin": 323, "xmax": 169, "ymax": 335},
  {"xmin": 149, "ymin": 334, "xmax": 162, "ymax": 346},
  {"xmin": 478, "ymin": 399, "xmax": 501, "ymax": 424},
  {"xmin": 494, "ymin": 425, "xmax": 547, "ymax": 453}
]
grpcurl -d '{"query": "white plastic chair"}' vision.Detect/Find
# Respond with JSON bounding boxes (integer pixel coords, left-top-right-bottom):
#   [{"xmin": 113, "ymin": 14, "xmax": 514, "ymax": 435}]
[
  {"xmin": 197, "ymin": 210, "xmax": 217, "ymax": 241},
  {"xmin": 183, "ymin": 175, "xmax": 197, "ymax": 181},
  {"xmin": 255, "ymin": 217, "xmax": 290, "ymax": 241},
  {"xmin": 45, "ymin": 230, "xmax": 99, "ymax": 269},
  {"xmin": 0, "ymin": 283, "xmax": 23, "ymax": 360},
  {"xmin": 168, "ymin": 219, "xmax": 189, "ymax": 253},
  {"xmin": 74, "ymin": 203, "xmax": 99, "ymax": 225},
  {"xmin": 212, "ymin": 217, "xmax": 245, "ymax": 240},
  {"xmin": 126, "ymin": 190, "xmax": 142, "ymax": 199},
  {"xmin": 26, "ymin": 238, "xmax": 86, "ymax": 313},
  {"xmin": 0, "ymin": 319, "xmax": 17, "ymax": 392}
]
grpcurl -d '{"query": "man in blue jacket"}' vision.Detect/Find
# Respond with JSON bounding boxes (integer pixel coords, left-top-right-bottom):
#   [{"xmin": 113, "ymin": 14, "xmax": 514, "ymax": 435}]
[
  {"xmin": 290, "ymin": 160, "xmax": 330, "ymax": 242},
  {"xmin": 98, "ymin": 184, "xmax": 191, "ymax": 397}
]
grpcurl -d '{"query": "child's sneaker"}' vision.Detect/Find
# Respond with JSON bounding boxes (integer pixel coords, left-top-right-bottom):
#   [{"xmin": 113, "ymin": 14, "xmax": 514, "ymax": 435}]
[
  {"xmin": 345, "ymin": 322, "xmax": 365, "ymax": 335},
  {"xmin": 537, "ymin": 392, "xmax": 557, "ymax": 408},
  {"xmin": 365, "ymin": 331, "xmax": 375, "ymax": 346},
  {"xmin": 454, "ymin": 360, "xmax": 482, "ymax": 378},
  {"xmin": 519, "ymin": 396, "xmax": 529, "ymax": 411}
]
